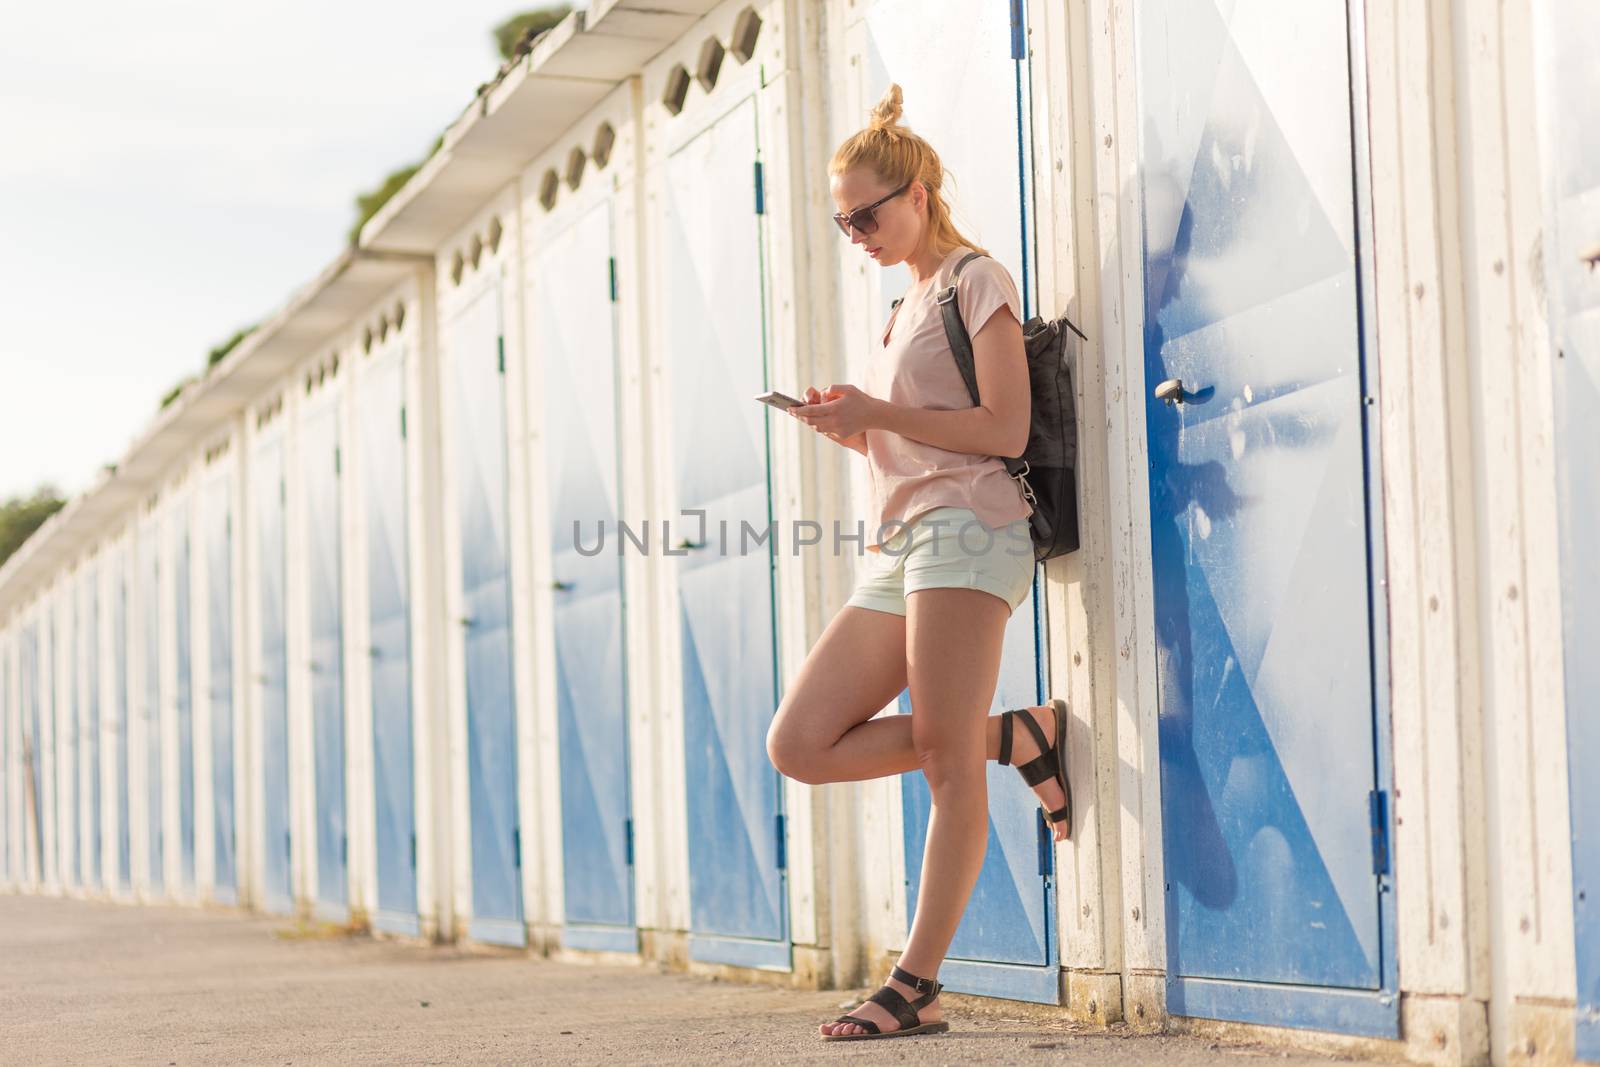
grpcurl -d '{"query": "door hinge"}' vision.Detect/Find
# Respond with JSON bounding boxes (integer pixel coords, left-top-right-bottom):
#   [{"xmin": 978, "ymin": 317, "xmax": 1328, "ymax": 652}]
[
  {"xmin": 1369, "ymin": 789, "xmax": 1390, "ymax": 876},
  {"xmin": 225, "ymin": 513, "xmax": 232, "ymax": 537},
  {"xmin": 624, "ymin": 817, "xmax": 634, "ymax": 866},
  {"xmin": 334, "ymin": 447, "xmax": 341, "ymax": 476},
  {"xmin": 280, "ymin": 479, "xmax": 286, "ymax": 504},
  {"xmin": 1009, "ymin": 0, "xmax": 1025, "ymax": 60},
  {"xmin": 341, "ymin": 834, "xmax": 348, "ymax": 867},
  {"xmin": 513, "ymin": 827, "xmax": 521, "ymax": 867},
  {"xmin": 608, "ymin": 257, "xmax": 618, "ymax": 303},
  {"xmin": 774, "ymin": 813, "xmax": 786, "ymax": 870},
  {"xmin": 399, "ymin": 406, "xmax": 407, "ymax": 439},
  {"xmin": 410, "ymin": 832, "xmax": 417, "ymax": 869},
  {"xmin": 497, "ymin": 337, "xmax": 506, "ymax": 375},
  {"xmin": 285, "ymin": 830, "xmax": 292, "ymax": 860},
  {"xmin": 753, "ymin": 160, "xmax": 765, "ymax": 215}
]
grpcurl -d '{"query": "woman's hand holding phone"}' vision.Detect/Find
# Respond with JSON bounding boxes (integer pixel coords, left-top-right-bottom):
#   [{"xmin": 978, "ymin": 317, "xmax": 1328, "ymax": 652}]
[{"xmin": 792, "ymin": 385, "xmax": 872, "ymax": 455}]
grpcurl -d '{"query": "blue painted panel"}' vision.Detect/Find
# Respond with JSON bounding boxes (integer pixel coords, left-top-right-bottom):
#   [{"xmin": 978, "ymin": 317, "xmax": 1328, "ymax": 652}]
[
  {"xmin": 303, "ymin": 406, "xmax": 347, "ymax": 915},
  {"xmin": 361, "ymin": 351, "xmax": 417, "ymax": 924},
  {"xmin": 1533, "ymin": 2, "xmax": 1600, "ymax": 1058},
  {"xmin": 23, "ymin": 625, "xmax": 46, "ymax": 883},
  {"xmin": 1135, "ymin": 0, "xmax": 1387, "ymax": 1007},
  {"xmin": 255, "ymin": 440, "xmax": 293, "ymax": 914},
  {"xmin": 664, "ymin": 95, "xmax": 785, "ymax": 951},
  {"xmin": 114, "ymin": 574, "xmax": 131, "ymax": 890},
  {"xmin": 450, "ymin": 281, "xmax": 523, "ymax": 937},
  {"xmin": 538, "ymin": 204, "xmax": 633, "ymax": 934},
  {"xmin": 206, "ymin": 477, "xmax": 237, "ymax": 900},
  {"xmin": 85, "ymin": 575, "xmax": 101, "ymax": 889},
  {"xmin": 175, "ymin": 526, "xmax": 196, "ymax": 890},
  {"xmin": 1169, "ymin": 976, "xmax": 1397, "ymax": 1039},
  {"xmin": 687, "ymin": 935, "xmax": 791, "ymax": 972},
  {"xmin": 141, "ymin": 532, "xmax": 162, "ymax": 892},
  {"xmin": 60, "ymin": 602, "xmax": 78, "ymax": 888},
  {"xmin": 563, "ymin": 924, "xmax": 640, "ymax": 955}
]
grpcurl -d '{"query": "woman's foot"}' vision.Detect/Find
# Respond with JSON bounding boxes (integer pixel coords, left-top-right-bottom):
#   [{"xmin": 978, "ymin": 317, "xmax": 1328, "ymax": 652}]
[
  {"xmin": 819, "ymin": 972, "xmax": 943, "ymax": 1038},
  {"xmin": 992, "ymin": 704, "xmax": 1071, "ymax": 841}
]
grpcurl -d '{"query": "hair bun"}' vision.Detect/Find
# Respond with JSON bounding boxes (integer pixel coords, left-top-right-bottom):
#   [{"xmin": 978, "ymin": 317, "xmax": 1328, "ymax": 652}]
[{"xmin": 869, "ymin": 83, "xmax": 904, "ymax": 132}]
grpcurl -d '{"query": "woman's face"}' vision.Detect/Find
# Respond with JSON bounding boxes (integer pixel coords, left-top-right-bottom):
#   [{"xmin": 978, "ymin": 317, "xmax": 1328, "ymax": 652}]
[{"xmin": 830, "ymin": 167, "xmax": 923, "ymax": 266}]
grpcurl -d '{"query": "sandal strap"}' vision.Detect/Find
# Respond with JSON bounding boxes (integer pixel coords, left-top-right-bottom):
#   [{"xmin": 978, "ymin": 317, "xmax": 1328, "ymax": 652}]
[
  {"xmin": 1046, "ymin": 804, "xmax": 1070, "ymax": 824},
  {"xmin": 1012, "ymin": 708, "xmax": 1054, "ymax": 756},
  {"xmin": 890, "ymin": 964, "xmax": 943, "ymax": 1006},
  {"xmin": 997, "ymin": 710, "xmax": 1015, "ymax": 766},
  {"xmin": 1016, "ymin": 752, "xmax": 1057, "ymax": 787},
  {"xmin": 865, "ymin": 984, "xmax": 921, "ymax": 1031},
  {"xmin": 832, "ymin": 1013, "xmax": 881, "ymax": 1035}
]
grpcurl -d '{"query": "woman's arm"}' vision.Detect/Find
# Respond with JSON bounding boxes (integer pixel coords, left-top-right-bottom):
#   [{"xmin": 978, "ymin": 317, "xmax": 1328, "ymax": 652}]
[
  {"xmin": 834, "ymin": 431, "xmax": 869, "ymax": 456},
  {"xmin": 796, "ymin": 308, "xmax": 1031, "ymax": 459}
]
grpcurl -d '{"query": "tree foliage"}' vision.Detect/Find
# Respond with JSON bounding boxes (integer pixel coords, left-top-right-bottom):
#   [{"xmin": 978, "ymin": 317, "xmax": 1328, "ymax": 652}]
[
  {"xmin": 493, "ymin": 6, "xmax": 571, "ymax": 62},
  {"xmin": 160, "ymin": 375, "xmax": 198, "ymax": 409},
  {"xmin": 207, "ymin": 324, "xmax": 256, "ymax": 368},
  {"xmin": 346, "ymin": 8, "xmax": 570, "ymax": 246},
  {"xmin": 0, "ymin": 486, "xmax": 66, "ymax": 569}
]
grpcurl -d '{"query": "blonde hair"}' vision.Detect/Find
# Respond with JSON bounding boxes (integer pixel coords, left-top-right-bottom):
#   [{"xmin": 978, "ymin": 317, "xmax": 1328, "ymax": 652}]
[{"xmin": 829, "ymin": 83, "xmax": 989, "ymax": 259}]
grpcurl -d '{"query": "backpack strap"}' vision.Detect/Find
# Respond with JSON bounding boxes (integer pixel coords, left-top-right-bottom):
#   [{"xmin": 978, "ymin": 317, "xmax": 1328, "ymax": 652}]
[
  {"xmin": 934, "ymin": 251, "xmax": 987, "ymax": 409},
  {"xmin": 936, "ymin": 252, "xmax": 1029, "ymax": 489}
]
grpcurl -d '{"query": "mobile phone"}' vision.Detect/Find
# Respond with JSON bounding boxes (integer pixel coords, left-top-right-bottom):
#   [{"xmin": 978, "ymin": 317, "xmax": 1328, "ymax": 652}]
[{"xmin": 754, "ymin": 389, "xmax": 805, "ymax": 411}]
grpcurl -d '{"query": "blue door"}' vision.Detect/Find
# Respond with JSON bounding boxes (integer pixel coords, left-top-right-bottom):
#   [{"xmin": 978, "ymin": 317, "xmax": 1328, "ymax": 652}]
[
  {"xmin": 141, "ymin": 533, "xmax": 163, "ymax": 893},
  {"xmin": 206, "ymin": 477, "xmax": 237, "ymax": 903},
  {"xmin": 538, "ymin": 204, "xmax": 635, "ymax": 951},
  {"xmin": 114, "ymin": 572, "xmax": 131, "ymax": 891},
  {"xmin": 361, "ymin": 351, "xmax": 418, "ymax": 935},
  {"xmin": 1533, "ymin": 1, "xmax": 1600, "ymax": 1057},
  {"xmin": 1136, "ymin": 0, "xmax": 1395, "ymax": 1035},
  {"xmin": 663, "ymin": 95, "xmax": 786, "ymax": 969},
  {"xmin": 23, "ymin": 625, "xmax": 45, "ymax": 883},
  {"xmin": 85, "ymin": 575, "xmax": 101, "ymax": 889},
  {"xmin": 255, "ymin": 439, "xmax": 294, "ymax": 914},
  {"xmin": 449, "ymin": 280, "xmax": 523, "ymax": 946},
  {"xmin": 61, "ymin": 603, "xmax": 78, "ymax": 888},
  {"xmin": 304, "ymin": 406, "xmax": 348, "ymax": 918},
  {"xmin": 868, "ymin": 0, "xmax": 1058, "ymax": 1003},
  {"xmin": 175, "ymin": 526, "xmax": 196, "ymax": 891}
]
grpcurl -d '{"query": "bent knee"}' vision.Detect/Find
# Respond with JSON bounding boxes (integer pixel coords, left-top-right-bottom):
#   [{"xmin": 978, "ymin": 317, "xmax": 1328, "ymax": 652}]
[
  {"xmin": 766, "ymin": 717, "xmax": 825, "ymax": 785},
  {"xmin": 912, "ymin": 735, "xmax": 984, "ymax": 791}
]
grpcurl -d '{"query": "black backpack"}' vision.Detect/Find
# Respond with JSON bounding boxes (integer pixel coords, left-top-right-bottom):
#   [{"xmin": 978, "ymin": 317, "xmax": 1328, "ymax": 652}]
[{"xmin": 935, "ymin": 251, "xmax": 1083, "ymax": 562}]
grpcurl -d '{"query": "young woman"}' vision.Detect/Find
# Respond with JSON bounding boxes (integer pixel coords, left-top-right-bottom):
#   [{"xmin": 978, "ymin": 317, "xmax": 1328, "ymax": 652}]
[{"xmin": 766, "ymin": 84, "xmax": 1072, "ymax": 1042}]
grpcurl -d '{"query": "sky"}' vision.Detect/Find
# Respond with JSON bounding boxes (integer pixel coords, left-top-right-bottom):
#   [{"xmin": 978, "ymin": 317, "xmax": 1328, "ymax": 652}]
[{"xmin": 0, "ymin": 1, "xmax": 579, "ymax": 502}]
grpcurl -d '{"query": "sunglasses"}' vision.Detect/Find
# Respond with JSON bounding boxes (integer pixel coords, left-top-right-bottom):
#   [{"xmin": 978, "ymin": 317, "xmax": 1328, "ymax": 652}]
[{"xmin": 832, "ymin": 182, "xmax": 911, "ymax": 236}]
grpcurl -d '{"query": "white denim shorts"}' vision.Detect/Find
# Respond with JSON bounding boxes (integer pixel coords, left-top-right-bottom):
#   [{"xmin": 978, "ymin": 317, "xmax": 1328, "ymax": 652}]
[{"xmin": 844, "ymin": 506, "xmax": 1036, "ymax": 617}]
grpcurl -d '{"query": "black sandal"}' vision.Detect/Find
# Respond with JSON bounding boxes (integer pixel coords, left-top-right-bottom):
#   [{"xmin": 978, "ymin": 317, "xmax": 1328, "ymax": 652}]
[
  {"xmin": 822, "ymin": 965, "xmax": 949, "ymax": 1041},
  {"xmin": 999, "ymin": 699, "xmax": 1072, "ymax": 838}
]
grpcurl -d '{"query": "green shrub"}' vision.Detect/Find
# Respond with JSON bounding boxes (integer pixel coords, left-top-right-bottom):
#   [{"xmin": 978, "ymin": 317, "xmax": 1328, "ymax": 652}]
[{"xmin": 0, "ymin": 486, "xmax": 66, "ymax": 568}]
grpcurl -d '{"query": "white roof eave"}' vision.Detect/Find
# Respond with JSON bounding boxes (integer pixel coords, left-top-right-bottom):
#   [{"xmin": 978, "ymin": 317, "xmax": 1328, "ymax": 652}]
[{"xmin": 359, "ymin": 1, "xmax": 722, "ymax": 254}]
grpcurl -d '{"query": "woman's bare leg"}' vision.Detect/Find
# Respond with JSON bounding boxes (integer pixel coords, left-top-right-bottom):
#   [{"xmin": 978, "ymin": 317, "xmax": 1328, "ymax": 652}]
[
  {"xmin": 820, "ymin": 586, "xmax": 1008, "ymax": 1037},
  {"xmin": 766, "ymin": 605, "xmax": 912, "ymax": 784},
  {"xmin": 767, "ymin": 604, "xmax": 1069, "ymax": 839}
]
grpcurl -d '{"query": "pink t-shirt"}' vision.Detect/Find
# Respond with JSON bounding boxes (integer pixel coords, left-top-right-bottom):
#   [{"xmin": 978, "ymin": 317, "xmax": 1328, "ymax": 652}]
[{"xmin": 861, "ymin": 245, "xmax": 1032, "ymax": 551}]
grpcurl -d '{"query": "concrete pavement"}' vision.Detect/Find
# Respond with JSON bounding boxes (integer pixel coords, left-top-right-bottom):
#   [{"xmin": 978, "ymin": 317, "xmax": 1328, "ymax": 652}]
[{"xmin": 0, "ymin": 894, "xmax": 1379, "ymax": 1065}]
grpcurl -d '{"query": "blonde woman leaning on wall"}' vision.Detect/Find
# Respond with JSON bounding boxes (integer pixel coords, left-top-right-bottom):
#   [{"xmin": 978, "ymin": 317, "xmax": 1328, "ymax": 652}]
[{"xmin": 766, "ymin": 83, "xmax": 1073, "ymax": 1042}]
